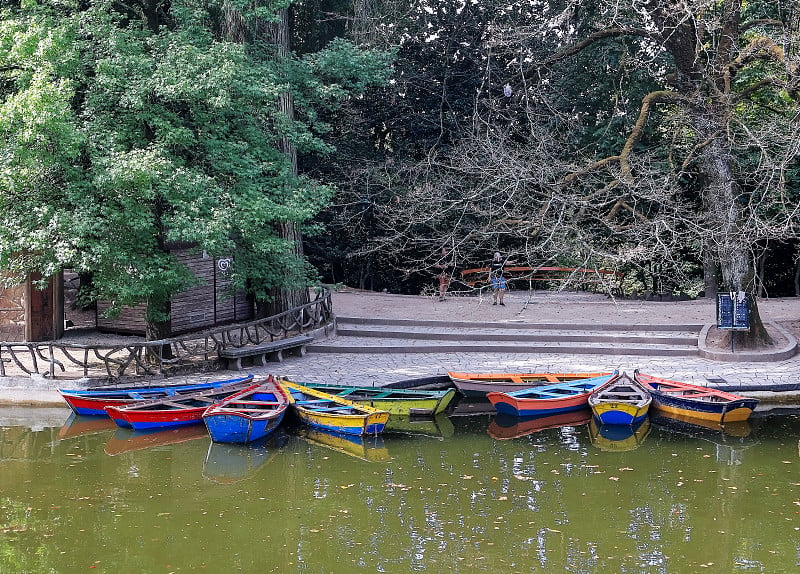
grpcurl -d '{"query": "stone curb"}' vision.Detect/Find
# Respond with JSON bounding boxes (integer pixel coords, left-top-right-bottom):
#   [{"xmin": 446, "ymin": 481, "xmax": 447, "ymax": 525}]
[
  {"xmin": 697, "ymin": 322, "xmax": 798, "ymax": 362},
  {"xmin": 308, "ymin": 343, "xmax": 699, "ymax": 356},
  {"xmin": 335, "ymin": 328, "xmax": 698, "ymax": 346}
]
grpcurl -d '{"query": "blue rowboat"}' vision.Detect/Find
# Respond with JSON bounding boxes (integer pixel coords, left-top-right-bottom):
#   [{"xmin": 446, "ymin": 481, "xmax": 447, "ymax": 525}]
[
  {"xmin": 486, "ymin": 372, "xmax": 619, "ymax": 417},
  {"xmin": 58, "ymin": 374, "xmax": 254, "ymax": 417},
  {"xmin": 202, "ymin": 378, "xmax": 291, "ymax": 444},
  {"xmin": 588, "ymin": 372, "xmax": 651, "ymax": 425}
]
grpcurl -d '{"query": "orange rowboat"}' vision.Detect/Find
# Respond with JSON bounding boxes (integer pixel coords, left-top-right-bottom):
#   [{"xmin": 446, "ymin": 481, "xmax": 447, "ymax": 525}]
[{"xmin": 447, "ymin": 371, "xmax": 611, "ymax": 397}]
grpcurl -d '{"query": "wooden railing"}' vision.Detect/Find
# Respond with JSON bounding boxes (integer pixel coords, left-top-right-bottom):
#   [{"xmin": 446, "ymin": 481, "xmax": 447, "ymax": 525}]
[
  {"xmin": 0, "ymin": 289, "xmax": 333, "ymax": 382},
  {"xmin": 459, "ymin": 266, "xmax": 624, "ymax": 289}
]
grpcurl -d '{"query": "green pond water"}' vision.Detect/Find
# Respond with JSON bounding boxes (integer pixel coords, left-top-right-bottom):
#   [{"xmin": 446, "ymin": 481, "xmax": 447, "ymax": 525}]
[{"xmin": 2, "ymin": 404, "xmax": 800, "ymax": 573}]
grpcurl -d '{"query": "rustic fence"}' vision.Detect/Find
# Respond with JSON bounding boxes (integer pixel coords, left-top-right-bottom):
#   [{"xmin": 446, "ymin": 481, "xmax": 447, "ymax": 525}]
[{"xmin": 0, "ymin": 289, "xmax": 332, "ymax": 382}]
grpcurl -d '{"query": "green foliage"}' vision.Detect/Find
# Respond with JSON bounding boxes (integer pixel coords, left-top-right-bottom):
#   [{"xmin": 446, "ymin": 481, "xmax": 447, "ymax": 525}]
[{"xmin": 0, "ymin": 0, "xmax": 390, "ymax": 332}]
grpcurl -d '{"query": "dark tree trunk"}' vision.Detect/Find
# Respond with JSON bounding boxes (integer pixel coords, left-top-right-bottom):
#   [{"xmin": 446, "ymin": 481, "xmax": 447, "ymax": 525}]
[
  {"xmin": 795, "ymin": 256, "xmax": 800, "ymax": 297},
  {"xmin": 702, "ymin": 248, "xmax": 718, "ymax": 299},
  {"xmin": 264, "ymin": 7, "xmax": 310, "ymax": 316}
]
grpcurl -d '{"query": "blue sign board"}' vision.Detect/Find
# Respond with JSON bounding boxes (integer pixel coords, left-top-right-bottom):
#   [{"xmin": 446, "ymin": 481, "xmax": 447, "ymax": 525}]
[{"xmin": 717, "ymin": 292, "xmax": 750, "ymax": 331}]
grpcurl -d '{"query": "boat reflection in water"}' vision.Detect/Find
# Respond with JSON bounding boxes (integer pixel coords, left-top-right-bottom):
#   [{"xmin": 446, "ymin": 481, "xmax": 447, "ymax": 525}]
[
  {"xmin": 295, "ymin": 427, "xmax": 390, "ymax": 462},
  {"xmin": 650, "ymin": 412, "xmax": 756, "ymax": 465},
  {"xmin": 650, "ymin": 412, "xmax": 753, "ymax": 439},
  {"xmin": 104, "ymin": 425, "xmax": 209, "ymax": 456},
  {"xmin": 203, "ymin": 431, "xmax": 288, "ymax": 484},
  {"xmin": 384, "ymin": 412, "xmax": 455, "ymax": 439},
  {"xmin": 589, "ymin": 417, "xmax": 651, "ymax": 452},
  {"xmin": 58, "ymin": 413, "xmax": 118, "ymax": 440},
  {"xmin": 487, "ymin": 409, "xmax": 592, "ymax": 440}
]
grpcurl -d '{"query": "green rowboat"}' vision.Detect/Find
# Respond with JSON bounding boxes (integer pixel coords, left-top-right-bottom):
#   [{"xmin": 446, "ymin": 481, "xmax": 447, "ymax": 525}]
[{"xmin": 295, "ymin": 382, "xmax": 457, "ymax": 417}]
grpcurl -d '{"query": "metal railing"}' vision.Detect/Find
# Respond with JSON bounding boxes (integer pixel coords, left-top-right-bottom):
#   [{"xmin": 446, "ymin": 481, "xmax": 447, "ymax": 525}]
[{"xmin": 0, "ymin": 289, "xmax": 332, "ymax": 381}]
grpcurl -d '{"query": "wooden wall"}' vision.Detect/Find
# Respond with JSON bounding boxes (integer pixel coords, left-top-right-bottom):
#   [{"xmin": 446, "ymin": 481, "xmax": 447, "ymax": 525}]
[
  {"xmin": 0, "ymin": 273, "xmax": 64, "ymax": 342},
  {"xmin": 0, "ymin": 283, "xmax": 26, "ymax": 341},
  {"xmin": 97, "ymin": 250, "xmax": 254, "ymax": 336}
]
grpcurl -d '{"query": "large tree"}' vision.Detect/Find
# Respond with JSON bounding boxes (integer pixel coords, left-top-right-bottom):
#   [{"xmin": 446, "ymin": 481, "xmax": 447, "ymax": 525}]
[
  {"xmin": 0, "ymin": 0, "xmax": 390, "ymax": 338},
  {"xmin": 328, "ymin": 0, "xmax": 799, "ymax": 348},
  {"xmin": 531, "ymin": 0, "xmax": 800, "ymax": 345}
]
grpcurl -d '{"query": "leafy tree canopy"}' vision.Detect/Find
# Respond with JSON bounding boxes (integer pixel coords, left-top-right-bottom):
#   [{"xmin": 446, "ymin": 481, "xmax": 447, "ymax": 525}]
[{"xmin": 0, "ymin": 0, "xmax": 391, "ymax": 330}]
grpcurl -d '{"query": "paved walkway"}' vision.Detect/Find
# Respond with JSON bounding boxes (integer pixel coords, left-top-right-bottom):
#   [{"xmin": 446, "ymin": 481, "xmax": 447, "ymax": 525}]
[{"xmin": 3, "ymin": 288, "xmax": 800, "ymax": 406}]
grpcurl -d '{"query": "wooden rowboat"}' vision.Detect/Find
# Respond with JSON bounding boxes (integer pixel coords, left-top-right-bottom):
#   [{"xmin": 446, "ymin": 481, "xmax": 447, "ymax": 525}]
[
  {"xmin": 447, "ymin": 371, "xmax": 611, "ymax": 398},
  {"xmin": 58, "ymin": 374, "xmax": 254, "ymax": 417},
  {"xmin": 104, "ymin": 380, "xmax": 255, "ymax": 430},
  {"xmin": 277, "ymin": 378, "xmax": 390, "ymax": 436},
  {"xmin": 486, "ymin": 372, "xmax": 619, "ymax": 417},
  {"xmin": 298, "ymin": 381, "xmax": 456, "ymax": 416},
  {"xmin": 202, "ymin": 378, "xmax": 291, "ymax": 444},
  {"xmin": 588, "ymin": 372, "xmax": 651, "ymax": 425},
  {"xmin": 634, "ymin": 370, "xmax": 759, "ymax": 423}
]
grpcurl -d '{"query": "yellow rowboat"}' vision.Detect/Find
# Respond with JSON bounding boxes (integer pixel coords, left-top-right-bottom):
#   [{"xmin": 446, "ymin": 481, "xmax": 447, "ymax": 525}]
[
  {"xmin": 277, "ymin": 378, "xmax": 390, "ymax": 436},
  {"xmin": 588, "ymin": 372, "xmax": 651, "ymax": 425}
]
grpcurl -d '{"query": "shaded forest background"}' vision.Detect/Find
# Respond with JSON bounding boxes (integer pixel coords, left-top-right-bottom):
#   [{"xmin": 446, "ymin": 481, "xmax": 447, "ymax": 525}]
[
  {"xmin": 1, "ymin": 0, "xmax": 799, "ymax": 344},
  {"xmin": 301, "ymin": 0, "xmax": 800, "ymax": 305}
]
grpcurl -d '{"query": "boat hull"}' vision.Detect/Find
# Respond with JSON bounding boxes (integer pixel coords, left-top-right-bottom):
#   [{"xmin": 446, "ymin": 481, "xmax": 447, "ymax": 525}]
[
  {"xmin": 104, "ymin": 381, "xmax": 255, "ymax": 430},
  {"xmin": 58, "ymin": 375, "xmax": 254, "ymax": 417},
  {"xmin": 279, "ymin": 379, "xmax": 390, "ymax": 436},
  {"xmin": 488, "ymin": 391, "xmax": 595, "ymax": 416},
  {"xmin": 302, "ymin": 383, "xmax": 456, "ymax": 416},
  {"xmin": 294, "ymin": 409, "xmax": 390, "ymax": 435},
  {"xmin": 203, "ymin": 411, "xmax": 286, "ymax": 443},
  {"xmin": 591, "ymin": 401, "xmax": 649, "ymax": 425},
  {"xmin": 649, "ymin": 398, "xmax": 756, "ymax": 422},
  {"xmin": 202, "ymin": 381, "xmax": 291, "ymax": 444},
  {"xmin": 635, "ymin": 371, "xmax": 758, "ymax": 423},
  {"xmin": 486, "ymin": 373, "xmax": 618, "ymax": 417},
  {"xmin": 448, "ymin": 372, "xmax": 609, "ymax": 398},
  {"xmin": 105, "ymin": 405, "xmax": 209, "ymax": 430},
  {"xmin": 588, "ymin": 372, "xmax": 651, "ymax": 425}
]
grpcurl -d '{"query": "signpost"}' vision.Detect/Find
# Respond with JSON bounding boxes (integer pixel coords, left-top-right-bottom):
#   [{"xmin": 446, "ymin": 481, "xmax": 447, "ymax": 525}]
[{"xmin": 717, "ymin": 292, "xmax": 750, "ymax": 352}]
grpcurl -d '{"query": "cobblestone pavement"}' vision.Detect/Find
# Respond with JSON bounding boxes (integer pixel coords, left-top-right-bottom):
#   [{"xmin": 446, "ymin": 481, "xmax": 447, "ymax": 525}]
[{"xmin": 3, "ymin": 289, "xmax": 800, "ymax": 406}]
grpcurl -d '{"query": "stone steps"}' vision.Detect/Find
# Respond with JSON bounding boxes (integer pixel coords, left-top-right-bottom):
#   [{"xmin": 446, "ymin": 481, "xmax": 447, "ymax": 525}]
[{"xmin": 307, "ymin": 316, "xmax": 704, "ymax": 357}]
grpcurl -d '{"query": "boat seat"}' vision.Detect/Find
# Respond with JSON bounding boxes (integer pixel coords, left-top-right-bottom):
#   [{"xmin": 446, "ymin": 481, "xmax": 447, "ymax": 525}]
[
  {"xmin": 160, "ymin": 400, "xmax": 192, "ymax": 408},
  {"xmin": 231, "ymin": 400, "xmax": 280, "ymax": 406}
]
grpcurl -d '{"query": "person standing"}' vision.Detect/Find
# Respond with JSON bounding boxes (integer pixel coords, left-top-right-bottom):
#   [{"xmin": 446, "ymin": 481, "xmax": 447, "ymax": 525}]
[
  {"xmin": 490, "ymin": 252, "xmax": 514, "ymax": 306},
  {"xmin": 435, "ymin": 248, "xmax": 452, "ymax": 301}
]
